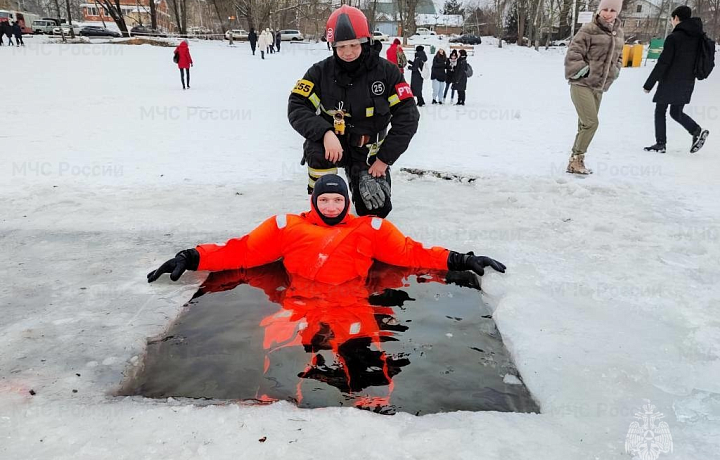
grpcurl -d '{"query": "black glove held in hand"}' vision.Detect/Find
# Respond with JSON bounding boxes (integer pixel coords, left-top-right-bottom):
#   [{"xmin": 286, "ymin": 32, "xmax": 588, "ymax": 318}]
[
  {"xmin": 147, "ymin": 248, "xmax": 200, "ymax": 283},
  {"xmin": 447, "ymin": 251, "xmax": 506, "ymax": 277},
  {"xmin": 358, "ymin": 170, "xmax": 391, "ymax": 211}
]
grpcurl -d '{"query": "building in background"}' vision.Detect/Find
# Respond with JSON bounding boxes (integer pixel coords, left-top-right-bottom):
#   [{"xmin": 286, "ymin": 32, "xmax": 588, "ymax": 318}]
[
  {"xmin": 80, "ymin": 0, "xmax": 173, "ymax": 31},
  {"xmin": 620, "ymin": 0, "xmax": 672, "ymax": 42},
  {"xmin": 373, "ymin": 0, "xmax": 438, "ymax": 36}
]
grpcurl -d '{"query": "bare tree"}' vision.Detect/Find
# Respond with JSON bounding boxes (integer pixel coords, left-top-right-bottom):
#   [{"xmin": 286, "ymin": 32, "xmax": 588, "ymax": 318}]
[
  {"xmin": 97, "ymin": 0, "xmax": 130, "ymax": 36},
  {"xmin": 149, "ymin": 0, "xmax": 158, "ymax": 28},
  {"xmin": 168, "ymin": 0, "xmax": 188, "ymax": 35},
  {"xmin": 65, "ymin": 0, "xmax": 75, "ymax": 38},
  {"xmin": 494, "ymin": 0, "xmax": 508, "ymax": 47}
]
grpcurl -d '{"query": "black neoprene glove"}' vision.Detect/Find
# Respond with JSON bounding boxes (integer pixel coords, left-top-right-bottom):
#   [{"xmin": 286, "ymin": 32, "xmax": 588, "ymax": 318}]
[
  {"xmin": 447, "ymin": 251, "xmax": 506, "ymax": 277},
  {"xmin": 147, "ymin": 248, "xmax": 200, "ymax": 283}
]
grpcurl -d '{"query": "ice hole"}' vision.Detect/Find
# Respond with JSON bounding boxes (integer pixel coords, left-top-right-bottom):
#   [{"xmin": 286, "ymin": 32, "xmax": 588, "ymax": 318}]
[{"xmin": 119, "ymin": 262, "xmax": 539, "ymax": 415}]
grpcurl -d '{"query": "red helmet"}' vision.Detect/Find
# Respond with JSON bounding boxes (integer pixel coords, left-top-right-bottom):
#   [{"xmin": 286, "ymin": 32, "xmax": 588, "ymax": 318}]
[{"xmin": 326, "ymin": 5, "xmax": 371, "ymax": 45}]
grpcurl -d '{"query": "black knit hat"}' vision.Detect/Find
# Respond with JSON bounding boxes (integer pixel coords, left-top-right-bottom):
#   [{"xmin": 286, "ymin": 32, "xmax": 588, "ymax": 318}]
[{"xmin": 311, "ymin": 174, "xmax": 350, "ymax": 226}]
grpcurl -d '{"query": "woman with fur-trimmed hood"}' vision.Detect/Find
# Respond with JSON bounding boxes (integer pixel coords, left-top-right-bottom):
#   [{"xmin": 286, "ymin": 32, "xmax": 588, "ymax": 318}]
[{"xmin": 563, "ymin": 0, "xmax": 624, "ymax": 175}]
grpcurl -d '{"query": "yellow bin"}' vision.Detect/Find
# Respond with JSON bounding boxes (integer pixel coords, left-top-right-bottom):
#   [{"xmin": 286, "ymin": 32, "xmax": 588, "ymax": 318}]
[
  {"xmin": 622, "ymin": 44, "xmax": 632, "ymax": 67},
  {"xmin": 631, "ymin": 44, "xmax": 644, "ymax": 67}
]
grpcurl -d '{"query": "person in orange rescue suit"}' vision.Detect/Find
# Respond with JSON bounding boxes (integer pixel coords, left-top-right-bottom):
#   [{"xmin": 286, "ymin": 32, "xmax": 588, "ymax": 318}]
[
  {"xmin": 194, "ymin": 261, "xmax": 446, "ymax": 410},
  {"xmin": 147, "ymin": 174, "xmax": 506, "ymax": 286},
  {"xmin": 287, "ymin": 5, "xmax": 420, "ymax": 218},
  {"xmin": 148, "ymin": 175, "xmax": 504, "ymax": 409}
]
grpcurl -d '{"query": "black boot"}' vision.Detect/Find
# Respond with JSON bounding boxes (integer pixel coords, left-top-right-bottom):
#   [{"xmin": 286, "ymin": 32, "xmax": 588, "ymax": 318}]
[
  {"xmin": 691, "ymin": 127, "xmax": 709, "ymax": 153},
  {"xmin": 644, "ymin": 143, "xmax": 666, "ymax": 153}
]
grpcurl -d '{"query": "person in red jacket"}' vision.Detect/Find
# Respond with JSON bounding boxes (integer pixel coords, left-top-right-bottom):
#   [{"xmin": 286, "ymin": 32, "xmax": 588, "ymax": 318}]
[
  {"xmin": 147, "ymin": 174, "xmax": 506, "ymax": 284},
  {"xmin": 173, "ymin": 40, "xmax": 193, "ymax": 90},
  {"xmin": 385, "ymin": 38, "xmax": 406, "ymax": 75}
]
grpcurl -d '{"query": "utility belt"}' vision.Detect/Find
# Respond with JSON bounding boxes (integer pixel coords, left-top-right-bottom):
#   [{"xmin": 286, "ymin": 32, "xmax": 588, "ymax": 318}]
[{"xmin": 346, "ymin": 127, "xmax": 387, "ymax": 148}]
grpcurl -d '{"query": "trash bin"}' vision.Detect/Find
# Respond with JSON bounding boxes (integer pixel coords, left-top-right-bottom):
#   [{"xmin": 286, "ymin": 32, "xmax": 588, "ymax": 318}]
[
  {"xmin": 647, "ymin": 38, "xmax": 664, "ymax": 60},
  {"xmin": 631, "ymin": 44, "xmax": 643, "ymax": 67},
  {"xmin": 622, "ymin": 44, "xmax": 632, "ymax": 67},
  {"xmin": 430, "ymin": 44, "xmax": 436, "ymax": 54}
]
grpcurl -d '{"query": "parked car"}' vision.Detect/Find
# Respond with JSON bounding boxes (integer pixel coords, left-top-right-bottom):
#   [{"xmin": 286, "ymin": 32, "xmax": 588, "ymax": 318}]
[
  {"xmin": 549, "ymin": 37, "xmax": 571, "ymax": 47},
  {"xmin": 372, "ymin": 30, "xmax": 389, "ymax": 42},
  {"xmin": 80, "ymin": 26, "xmax": 121, "ymax": 37},
  {"xmin": 52, "ymin": 24, "xmax": 81, "ymax": 36},
  {"xmin": 450, "ymin": 34, "xmax": 482, "ymax": 45},
  {"xmin": 32, "ymin": 19, "xmax": 56, "ymax": 34},
  {"xmin": 279, "ymin": 29, "xmax": 304, "ymax": 41},
  {"xmin": 225, "ymin": 29, "xmax": 248, "ymax": 40},
  {"xmin": 130, "ymin": 25, "xmax": 167, "ymax": 37},
  {"xmin": 415, "ymin": 27, "xmax": 436, "ymax": 36},
  {"xmin": 189, "ymin": 27, "xmax": 211, "ymax": 36},
  {"xmin": 502, "ymin": 35, "xmax": 529, "ymax": 45}
]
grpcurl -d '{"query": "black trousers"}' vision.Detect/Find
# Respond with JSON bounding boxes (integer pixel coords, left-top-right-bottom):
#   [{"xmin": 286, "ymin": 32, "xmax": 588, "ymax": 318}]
[
  {"xmin": 250, "ymin": 43, "xmax": 256, "ymax": 55},
  {"xmin": 443, "ymin": 81, "xmax": 455, "ymax": 100},
  {"xmin": 15, "ymin": 35, "xmax": 23, "ymax": 45},
  {"xmin": 304, "ymin": 139, "xmax": 392, "ymax": 218},
  {"xmin": 179, "ymin": 68, "xmax": 190, "ymax": 88},
  {"xmin": 655, "ymin": 103, "xmax": 699, "ymax": 144},
  {"xmin": 456, "ymin": 90, "xmax": 466, "ymax": 104}
]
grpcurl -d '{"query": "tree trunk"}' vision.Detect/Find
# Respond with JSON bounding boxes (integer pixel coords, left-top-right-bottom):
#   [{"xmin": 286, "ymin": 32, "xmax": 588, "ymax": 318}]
[
  {"xmin": 149, "ymin": 0, "xmax": 157, "ymax": 29},
  {"xmin": 211, "ymin": 0, "xmax": 225, "ymax": 32},
  {"xmin": 65, "ymin": 0, "xmax": 75, "ymax": 38}
]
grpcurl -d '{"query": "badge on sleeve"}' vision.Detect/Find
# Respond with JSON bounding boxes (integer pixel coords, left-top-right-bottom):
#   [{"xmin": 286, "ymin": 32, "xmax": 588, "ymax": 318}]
[
  {"xmin": 395, "ymin": 82, "xmax": 413, "ymax": 100},
  {"xmin": 292, "ymin": 79, "xmax": 314, "ymax": 97}
]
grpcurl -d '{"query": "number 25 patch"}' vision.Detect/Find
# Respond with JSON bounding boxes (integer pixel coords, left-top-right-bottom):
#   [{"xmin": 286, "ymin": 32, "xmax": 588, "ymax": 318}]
[{"xmin": 292, "ymin": 79, "xmax": 314, "ymax": 97}]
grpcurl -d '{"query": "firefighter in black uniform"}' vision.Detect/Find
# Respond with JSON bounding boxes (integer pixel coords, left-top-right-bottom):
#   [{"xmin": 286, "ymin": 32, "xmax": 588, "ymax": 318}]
[{"xmin": 287, "ymin": 5, "xmax": 419, "ymax": 218}]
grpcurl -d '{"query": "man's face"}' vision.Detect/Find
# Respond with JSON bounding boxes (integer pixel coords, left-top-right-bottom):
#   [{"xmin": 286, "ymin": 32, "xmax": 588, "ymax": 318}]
[
  {"xmin": 599, "ymin": 8, "xmax": 618, "ymax": 23},
  {"xmin": 316, "ymin": 193, "xmax": 346, "ymax": 218},
  {"xmin": 335, "ymin": 39, "xmax": 363, "ymax": 62}
]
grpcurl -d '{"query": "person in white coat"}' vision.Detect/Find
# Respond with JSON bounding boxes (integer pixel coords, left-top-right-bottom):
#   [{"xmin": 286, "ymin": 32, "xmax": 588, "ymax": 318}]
[{"xmin": 258, "ymin": 29, "xmax": 269, "ymax": 59}]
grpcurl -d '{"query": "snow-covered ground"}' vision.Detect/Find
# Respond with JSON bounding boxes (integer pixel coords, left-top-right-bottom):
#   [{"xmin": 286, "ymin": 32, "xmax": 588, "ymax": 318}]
[{"xmin": 1, "ymin": 37, "xmax": 719, "ymax": 459}]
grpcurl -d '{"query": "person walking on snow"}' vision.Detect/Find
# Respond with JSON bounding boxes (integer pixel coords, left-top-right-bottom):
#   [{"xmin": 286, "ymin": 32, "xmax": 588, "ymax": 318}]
[
  {"xmin": 275, "ymin": 30, "xmax": 282, "ymax": 52},
  {"xmin": 287, "ymin": 5, "xmax": 419, "ymax": 219},
  {"xmin": 258, "ymin": 29, "xmax": 269, "ymax": 59},
  {"xmin": 386, "ymin": 38, "xmax": 407, "ymax": 75},
  {"xmin": 2, "ymin": 21, "xmax": 14, "ymax": 46},
  {"xmin": 431, "ymin": 48, "xmax": 448, "ymax": 104},
  {"xmin": 643, "ymin": 5, "xmax": 710, "ymax": 154},
  {"xmin": 147, "ymin": 174, "xmax": 506, "ymax": 285},
  {"xmin": 248, "ymin": 28, "xmax": 258, "ymax": 55},
  {"xmin": 407, "ymin": 45, "xmax": 428, "ymax": 106},
  {"xmin": 268, "ymin": 29, "xmax": 275, "ymax": 53},
  {"xmin": 174, "ymin": 40, "xmax": 193, "ymax": 90},
  {"xmin": 563, "ymin": 0, "xmax": 624, "ymax": 175},
  {"xmin": 12, "ymin": 22, "xmax": 23, "ymax": 46}
]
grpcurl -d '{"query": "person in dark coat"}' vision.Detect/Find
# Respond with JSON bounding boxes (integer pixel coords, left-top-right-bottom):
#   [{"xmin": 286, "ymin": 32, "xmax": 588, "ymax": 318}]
[
  {"xmin": 275, "ymin": 30, "xmax": 281, "ymax": 52},
  {"xmin": 248, "ymin": 28, "xmax": 258, "ymax": 55},
  {"xmin": 407, "ymin": 45, "xmax": 428, "ymax": 106},
  {"xmin": 430, "ymin": 48, "xmax": 448, "ymax": 104},
  {"xmin": 443, "ymin": 49, "xmax": 458, "ymax": 103},
  {"xmin": 2, "ymin": 21, "xmax": 14, "ymax": 46},
  {"xmin": 452, "ymin": 49, "xmax": 469, "ymax": 105},
  {"xmin": 643, "ymin": 5, "xmax": 710, "ymax": 153},
  {"xmin": 12, "ymin": 22, "xmax": 23, "ymax": 46},
  {"xmin": 288, "ymin": 5, "xmax": 419, "ymax": 218}
]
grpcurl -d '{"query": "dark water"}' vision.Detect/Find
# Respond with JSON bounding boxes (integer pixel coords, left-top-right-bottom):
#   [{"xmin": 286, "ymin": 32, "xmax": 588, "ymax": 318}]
[{"xmin": 120, "ymin": 262, "xmax": 539, "ymax": 415}]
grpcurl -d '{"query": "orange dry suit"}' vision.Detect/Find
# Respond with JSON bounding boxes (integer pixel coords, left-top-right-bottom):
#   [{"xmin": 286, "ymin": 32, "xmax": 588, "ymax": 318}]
[{"xmin": 195, "ymin": 208, "xmax": 450, "ymax": 284}]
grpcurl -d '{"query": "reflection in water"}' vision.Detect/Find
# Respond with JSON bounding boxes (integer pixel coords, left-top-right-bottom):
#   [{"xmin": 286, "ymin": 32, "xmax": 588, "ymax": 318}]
[{"xmin": 120, "ymin": 262, "xmax": 539, "ymax": 415}]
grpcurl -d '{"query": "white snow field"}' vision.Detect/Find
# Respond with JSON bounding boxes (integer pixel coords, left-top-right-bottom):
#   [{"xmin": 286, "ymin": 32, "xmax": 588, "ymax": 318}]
[{"xmin": 1, "ymin": 36, "xmax": 719, "ymax": 459}]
